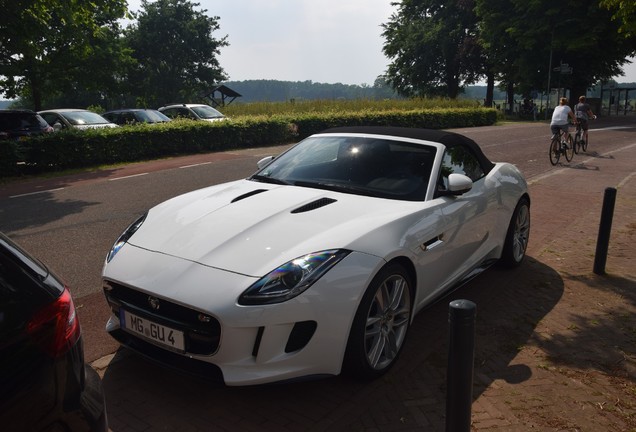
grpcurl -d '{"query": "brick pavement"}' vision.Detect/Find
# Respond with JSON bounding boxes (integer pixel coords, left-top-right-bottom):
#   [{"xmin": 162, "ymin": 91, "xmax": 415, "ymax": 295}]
[{"xmin": 92, "ymin": 121, "xmax": 636, "ymax": 432}]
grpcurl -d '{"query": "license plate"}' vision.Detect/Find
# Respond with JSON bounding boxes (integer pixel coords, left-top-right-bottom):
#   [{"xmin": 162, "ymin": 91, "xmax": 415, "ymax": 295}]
[{"xmin": 120, "ymin": 309, "xmax": 185, "ymax": 351}]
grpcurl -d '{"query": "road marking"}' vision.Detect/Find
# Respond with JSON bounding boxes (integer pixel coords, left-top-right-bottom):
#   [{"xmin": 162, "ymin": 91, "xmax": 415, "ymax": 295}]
[
  {"xmin": 10, "ymin": 188, "xmax": 65, "ymax": 198},
  {"xmin": 592, "ymin": 126, "xmax": 635, "ymax": 131},
  {"xmin": 180, "ymin": 162, "xmax": 212, "ymax": 169},
  {"xmin": 618, "ymin": 172, "xmax": 636, "ymax": 189},
  {"xmin": 109, "ymin": 173, "xmax": 149, "ymax": 181},
  {"xmin": 528, "ymin": 141, "xmax": 636, "ymax": 185}
]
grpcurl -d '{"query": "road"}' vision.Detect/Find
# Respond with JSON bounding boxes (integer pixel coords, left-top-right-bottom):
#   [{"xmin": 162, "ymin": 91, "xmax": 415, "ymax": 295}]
[
  {"xmin": 1, "ymin": 118, "xmax": 635, "ymax": 431},
  {"xmin": 1, "ymin": 120, "xmax": 630, "ymax": 303}
]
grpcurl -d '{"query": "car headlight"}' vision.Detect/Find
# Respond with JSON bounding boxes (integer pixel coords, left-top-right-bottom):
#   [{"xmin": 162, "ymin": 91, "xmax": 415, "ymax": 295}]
[
  {"xmin": 238, "ymin": 249, "xmax": 350, "ymax": 305},
  {"xmin": 106, "ymin": 213, "xmax": 147, "ymax": 263}
]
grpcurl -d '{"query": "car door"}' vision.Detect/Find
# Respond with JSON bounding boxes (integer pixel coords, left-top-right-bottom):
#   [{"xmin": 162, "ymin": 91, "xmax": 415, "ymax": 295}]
[{"xmin": 435, "ymin": 143, "xmax": 497, "ymax": 288}]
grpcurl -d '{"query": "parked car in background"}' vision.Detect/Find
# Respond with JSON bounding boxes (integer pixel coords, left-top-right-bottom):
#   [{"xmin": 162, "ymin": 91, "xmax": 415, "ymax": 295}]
[
  {"xmin": 0, "ymin": 109, "xmax": 53, "ymax": 140},
  {"xmin": 0, "ymin": 232, "xmax": 108, "ymax": 431},
  {"xmin": 102, "ymin": 126, "xmax": 530, "ymax": 386},
  {"xmin": 38, "ymin": 109, "xmax": 118, "ymax": 130},
  {"xmin": 158, "ymin": 103, "xmax": 226, "ymax": 122},
  {"xmin": 102, "ymin": 108, "xmax": 171, "ymax": 126}
]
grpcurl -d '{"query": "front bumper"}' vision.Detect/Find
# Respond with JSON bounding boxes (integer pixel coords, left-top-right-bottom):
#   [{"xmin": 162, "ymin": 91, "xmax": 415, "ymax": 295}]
[{"xmin": 103, "ymin": 245, "xmax": 383, "ymax": 385}]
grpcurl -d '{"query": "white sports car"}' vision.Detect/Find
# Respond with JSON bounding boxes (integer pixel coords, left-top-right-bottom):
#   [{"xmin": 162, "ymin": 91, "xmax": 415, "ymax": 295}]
[{"xmin": 102, "ymin": 126, "xmax": 530, "ymax": 386}]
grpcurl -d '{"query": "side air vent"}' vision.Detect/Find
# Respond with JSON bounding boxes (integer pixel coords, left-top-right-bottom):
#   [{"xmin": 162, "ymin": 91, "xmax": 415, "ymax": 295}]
[
  {"xmin": 231, "ymin": 189, "xmax": 267, "ymax": 203},
  {"xmin": 291, "ymin": 198, "xmax": 337, "ymax": 214}
]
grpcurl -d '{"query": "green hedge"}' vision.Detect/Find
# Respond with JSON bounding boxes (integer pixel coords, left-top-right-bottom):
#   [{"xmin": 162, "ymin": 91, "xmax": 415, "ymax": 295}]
[{"xmin": 2, "ymin": 108, "xmax": 496, "ymax": 177}]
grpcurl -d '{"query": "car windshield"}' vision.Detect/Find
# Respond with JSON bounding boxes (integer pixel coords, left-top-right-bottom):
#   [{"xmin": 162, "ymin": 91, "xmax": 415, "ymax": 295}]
[
  {"xmin": 251, "ymin": 135, "xmax": 437, "ymax": 201},
  {"xmin": 136, "ymin": 110, "xmax": 171, "ymax": 123},
  {"xmin": 62, "ymin": 111, "xmax": 110, "ymax": 125},
  {"xmin": 190, "ymin": 105, "xmax": 224, "ymax": 119}
]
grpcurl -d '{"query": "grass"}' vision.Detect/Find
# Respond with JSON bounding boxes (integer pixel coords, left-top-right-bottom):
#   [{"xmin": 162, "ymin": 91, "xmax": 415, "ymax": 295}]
[{"xmin": 221, "ymin": 97, "xmax": 481, "ymax": 117}]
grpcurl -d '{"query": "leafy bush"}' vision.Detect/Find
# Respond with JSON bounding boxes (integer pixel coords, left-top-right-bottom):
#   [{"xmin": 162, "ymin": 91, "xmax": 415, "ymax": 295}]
[{"xmin": 2, "ymin": 106, "xmax": 496, "ymax": 178}]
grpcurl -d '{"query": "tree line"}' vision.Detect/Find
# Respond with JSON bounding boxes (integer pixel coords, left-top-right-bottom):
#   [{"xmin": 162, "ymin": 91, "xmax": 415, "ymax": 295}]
[
  {"xmin": 382, "ymin": 0, "xmax": 636, "ymax": 108},
  {"xmin": 1, "ymin": 0, "xmax": 635, "ymax": 112}
]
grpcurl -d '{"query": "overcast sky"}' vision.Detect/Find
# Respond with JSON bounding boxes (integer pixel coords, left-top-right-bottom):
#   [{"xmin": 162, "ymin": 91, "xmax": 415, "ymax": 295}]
[{"xmin": 127, "ymin": 0, "xmax": 635, "ymax": 86}]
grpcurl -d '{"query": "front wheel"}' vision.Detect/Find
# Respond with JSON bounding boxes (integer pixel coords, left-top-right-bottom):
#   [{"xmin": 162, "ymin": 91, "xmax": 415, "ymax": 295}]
[
  {"xmin": 343, "ymin": 263, "xmax": 412, "ymax": 380},
  {"xmin": 500, "ymin": 196, "xmax": 530, "ymax": 267},
  {"xmin": 549, "ymin": 137, "xmax": 561, "ymax": 165},
  {"xmin": 564, "ymin": 134, "xmax": 574, "ymax": 162},
  {"xmin": 573, "ymin": 130, "xmax": 581, "ymax": 154}
]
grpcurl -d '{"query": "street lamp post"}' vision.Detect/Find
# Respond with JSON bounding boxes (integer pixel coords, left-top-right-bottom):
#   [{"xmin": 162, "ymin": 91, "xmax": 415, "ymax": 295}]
[{"xmin": 545, "ymin": 32, "xmax": 554, "ymax": 120}]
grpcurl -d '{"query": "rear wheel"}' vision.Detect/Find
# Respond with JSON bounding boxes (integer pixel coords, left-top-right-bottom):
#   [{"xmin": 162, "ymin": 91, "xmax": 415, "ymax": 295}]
[
  {"xmin": 564, "ymin": 134, "xmax": 574, "ymax": 162},
  {"xmin": 500, "ymin": 197, "xmax": 530, "ymax": 267},
  {"xmin": 549, "ymin": 137, "xmax": 561, "ymax": 165},
  {"xmin": 344, "ymin": 263, "xmax": 412, "ymax": 379},
  {"xmin": 582, "ymin": 132, "xmax": 588, "ymax": 152}
]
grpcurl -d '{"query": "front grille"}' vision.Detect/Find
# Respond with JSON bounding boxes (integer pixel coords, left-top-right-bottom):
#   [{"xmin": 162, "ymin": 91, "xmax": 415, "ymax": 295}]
[{"xmin": 104, "ymin": 281, "xmax": 221, "ymax": 355}]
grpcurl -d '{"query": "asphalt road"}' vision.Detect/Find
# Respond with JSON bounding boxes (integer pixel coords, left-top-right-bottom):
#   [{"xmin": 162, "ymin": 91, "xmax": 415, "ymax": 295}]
[{"xmin": 1, "ymin": 119, "xmax": 634, "ymax": 362}]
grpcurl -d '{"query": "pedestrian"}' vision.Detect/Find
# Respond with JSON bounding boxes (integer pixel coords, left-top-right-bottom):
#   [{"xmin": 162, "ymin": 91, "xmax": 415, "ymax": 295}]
[{"xmin": 550, "ymin": 97, "xmax": 577, "ymax": 141}]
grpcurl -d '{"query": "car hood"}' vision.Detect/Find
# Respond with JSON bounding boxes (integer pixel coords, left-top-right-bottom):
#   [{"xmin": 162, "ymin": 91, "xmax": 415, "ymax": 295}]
[{"xmin": 127, "ymin": 179, "xmax": 425, "ymax": 277}]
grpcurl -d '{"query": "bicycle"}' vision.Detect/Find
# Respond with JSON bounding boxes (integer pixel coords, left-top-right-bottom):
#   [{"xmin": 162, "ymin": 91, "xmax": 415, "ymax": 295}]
[
  {"xmin": 573, "ymin": 115, "xmax": 595, "ymax": 154},
  {"xmin": 549, "ymin": 128, "xmax": 574, "ymax": 165}
]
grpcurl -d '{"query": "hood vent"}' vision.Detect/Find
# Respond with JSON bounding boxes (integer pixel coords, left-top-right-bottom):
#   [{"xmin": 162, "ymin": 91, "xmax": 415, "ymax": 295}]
[
  {"xmin": 231, "ymin": 189, "xmax": 268, "ymax": 203},
  {"xmin": 291, "ymin": 198, "xmax": 337, "ymax": 214}
]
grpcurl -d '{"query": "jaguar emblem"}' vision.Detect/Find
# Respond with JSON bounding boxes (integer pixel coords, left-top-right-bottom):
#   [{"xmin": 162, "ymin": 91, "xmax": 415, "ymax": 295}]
[{"xmin": 148, "ymin": 296, "xmax": 160, "ymax": 310}]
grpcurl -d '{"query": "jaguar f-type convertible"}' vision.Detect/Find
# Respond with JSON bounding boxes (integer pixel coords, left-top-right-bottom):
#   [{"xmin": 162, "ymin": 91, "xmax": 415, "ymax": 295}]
[{"xmin": 102, "ymin": 126, "xmax": 530, "ymax": 386}]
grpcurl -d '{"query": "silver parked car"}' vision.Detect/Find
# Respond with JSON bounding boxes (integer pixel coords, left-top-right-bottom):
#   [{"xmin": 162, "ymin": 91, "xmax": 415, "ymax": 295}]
[
  {"xmin": 158, "ymin": 104, "xmax": 226, "ymax": 122},
  {"xmin": 38, "ymin": 109, "xmax": 118, "ymax": 130}
]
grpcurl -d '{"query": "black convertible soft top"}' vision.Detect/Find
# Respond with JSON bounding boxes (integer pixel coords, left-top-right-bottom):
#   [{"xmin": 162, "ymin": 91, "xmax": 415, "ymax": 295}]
[{"xmin": 320, "ymin": 126, "xmax": 495, "ymax": 173}]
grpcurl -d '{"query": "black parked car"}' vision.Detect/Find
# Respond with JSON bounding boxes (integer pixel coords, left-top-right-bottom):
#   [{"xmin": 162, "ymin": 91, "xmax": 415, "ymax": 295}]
[
  {"xmin": 0, "ymin": 232, "xmax": 108, "ymax": 431},
  {"xmin": 102, "ymin": 108, "xmax": 171, "ymax": 125},
  {"xmin": 0, "ymin": 109, "xmax": 53, "ymax": 140}
]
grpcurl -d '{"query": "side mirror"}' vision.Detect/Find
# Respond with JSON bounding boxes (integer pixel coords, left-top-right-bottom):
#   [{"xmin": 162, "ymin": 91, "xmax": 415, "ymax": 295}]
[
  {"xmin": 257, "ymin": 156, "xmax": 275, "ymax": 169},
  {"xmin": 446, "ymin": 173, "xmax": 473, "ymax": 195},
  {"xmin": 437, "ymin": 174, "xmax": 473, "ymax": 196},
  {"xmin": 53, "ymin": 122, "xmax": 63, "ymax": 131}
]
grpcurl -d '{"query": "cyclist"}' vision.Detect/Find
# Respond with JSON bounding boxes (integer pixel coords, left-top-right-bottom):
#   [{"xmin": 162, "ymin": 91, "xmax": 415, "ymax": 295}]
[
  {"xmin": 550, "ymin": 97, "xmax": 577, "ymax": 144},
  {"xmin": 575, "ymin": 96, "xmax": 597, "ymax": 145}
]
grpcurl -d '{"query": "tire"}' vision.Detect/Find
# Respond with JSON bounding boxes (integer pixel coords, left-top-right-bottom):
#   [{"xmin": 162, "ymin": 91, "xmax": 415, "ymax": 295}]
[
  {"xmin": 573, "ymin": 131, "xmax": 581, "ymax": 154},
  {"xmin": 564, "ymin": 134, "xmax": 574, "ymax": 162},
  {"xmin": 500, "ymin": 196, "xmax": 530, "ymax": 268},
  {"xmin": 582, "ymin": 133, "xmax": 588, "ymax": 152},
  {"xmin": 549, "ymin": 137, "xmax": 560, "ymax": 165},
  {"xmin": 343, "ymin": 263, "xmax": 412, "ymax": 379}
]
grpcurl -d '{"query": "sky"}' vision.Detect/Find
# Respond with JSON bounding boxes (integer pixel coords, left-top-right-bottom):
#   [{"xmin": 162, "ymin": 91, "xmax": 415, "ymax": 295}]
[
  {"xmin": 127, "ymin": 0, "xmax": 397, "ymax": 85},
  {"xmin": 123, "ymin": 0, "xmax": 636, "ymax": 87}
]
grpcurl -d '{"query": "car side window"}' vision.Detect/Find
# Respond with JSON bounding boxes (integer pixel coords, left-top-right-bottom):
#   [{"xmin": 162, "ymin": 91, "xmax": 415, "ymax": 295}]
[
  {"xmin": 41, "ymin": 113, "xmax": 65, "ymax": 129},
  {"xmin": 121, "ymin": 113, "xmax": 136, "ymax": 124},
  {"xmin": 438, "ymin": 145, "xmax": 485, "ymax": 191},
  {"xmin": 179, "ymin": 108, "xmax": 196, "ymax": 119},
  {"xmin": 161, "ymin": 109, "xmax": 177, "ymax": 119}
]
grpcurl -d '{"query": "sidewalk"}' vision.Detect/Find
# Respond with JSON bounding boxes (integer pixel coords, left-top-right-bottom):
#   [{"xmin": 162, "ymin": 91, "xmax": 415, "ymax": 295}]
[
  {"xmin": 91, "ymin": 123, "xmax": 636, "ymax": 432},
  {"xmin": 469, "ymin": 135, "xmax": 636, "ymax": 430}
]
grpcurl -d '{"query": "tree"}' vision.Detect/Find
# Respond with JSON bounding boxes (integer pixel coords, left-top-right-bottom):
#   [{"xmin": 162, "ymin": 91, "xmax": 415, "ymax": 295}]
[
  {"xmin": 0, "ymin": 0, "xmax": 130, "ymax": 110},
  {"xmin": 476, "ymin": 0, "xmax": 636, "ymax": 108},
  {"xmin": 381, "ymin": 0, "xmax": 483, "ymax": 99},
  {"xmin": 124, "ymin": 0, "xmax": 229, "ymax": 107},
  {"xmin": 601, "ymin": 0, "xmax": 636, "ymax": 38}
]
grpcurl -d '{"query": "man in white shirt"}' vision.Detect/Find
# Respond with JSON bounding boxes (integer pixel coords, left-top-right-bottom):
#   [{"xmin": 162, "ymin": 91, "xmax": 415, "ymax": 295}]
[{"xmin": 550, "ymin": 97, "xmax": 577, "ymax": 140}]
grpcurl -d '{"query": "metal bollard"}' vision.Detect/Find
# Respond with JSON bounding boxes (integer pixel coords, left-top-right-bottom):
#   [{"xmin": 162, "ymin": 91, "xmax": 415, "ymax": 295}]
[
  {"xmin": 593, "ymin": 187, "xmax": 617, "ymax": 275},
  {"xmin": 446, "ymin": 299, "xmax": 476, "ymax": 432}
]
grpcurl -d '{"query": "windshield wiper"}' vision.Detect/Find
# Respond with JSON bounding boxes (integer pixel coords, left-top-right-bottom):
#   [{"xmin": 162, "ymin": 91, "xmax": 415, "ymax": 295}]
[
  {"xmin": 250, "ymin": 175, "xmax": 290, "ymax": 185},
  {"xmin": 294, "ymin": 180, "xmax": 379, "ymax": 197}
]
